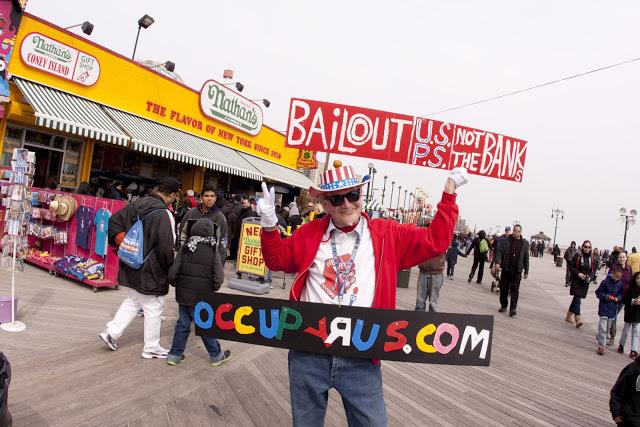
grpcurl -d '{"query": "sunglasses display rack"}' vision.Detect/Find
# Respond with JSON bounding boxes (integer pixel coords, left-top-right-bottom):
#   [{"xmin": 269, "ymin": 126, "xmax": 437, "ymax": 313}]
[{"xmin": 0, "ymin": 148, "xmax": 36, "ymax": 332}]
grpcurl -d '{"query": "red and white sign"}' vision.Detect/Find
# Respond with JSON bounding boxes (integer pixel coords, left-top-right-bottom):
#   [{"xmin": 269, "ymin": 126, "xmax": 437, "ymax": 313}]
[
  {"xmin": 286, "ymin": 98, "xmax": 528, "ymax": 182},
  {"xmin": 20, "ymin": 32, "xmax": 100, "ymax": 86}
]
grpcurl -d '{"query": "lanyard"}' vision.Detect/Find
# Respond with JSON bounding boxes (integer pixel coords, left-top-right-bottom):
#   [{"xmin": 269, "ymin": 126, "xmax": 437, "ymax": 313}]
[{"xmin": 330, "ymin": 220, "xmax": 363, "ymax": 306}]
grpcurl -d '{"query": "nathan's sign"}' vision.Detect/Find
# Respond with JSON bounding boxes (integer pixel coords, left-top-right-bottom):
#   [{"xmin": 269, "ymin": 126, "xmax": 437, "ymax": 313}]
[
  {"xmin": 195, "ymin": 293, "xmax": 493, "ymax": 365},
  {"xmin": 20, "ymin": 32, "xmax": 100, "ymax": 86},
  {"xmin": 286, "ymin": 98, "xmax": 528, "ymax": 182},
  {"xmin": 199, "ymin": 79, "xmax": 263, "ymax": 136}
]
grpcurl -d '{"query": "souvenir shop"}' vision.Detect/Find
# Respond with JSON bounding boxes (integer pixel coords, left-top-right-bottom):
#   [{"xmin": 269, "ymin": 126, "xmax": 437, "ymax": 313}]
[{"xmin": 0, "ymin": 12, "xmax": 314, "ymax": 292}]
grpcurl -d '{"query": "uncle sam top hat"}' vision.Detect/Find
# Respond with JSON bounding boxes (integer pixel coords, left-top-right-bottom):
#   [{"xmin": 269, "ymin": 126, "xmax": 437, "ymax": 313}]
[{"xmin": 309, "ymin": 160, "xmax": 370, "ymax": 197}]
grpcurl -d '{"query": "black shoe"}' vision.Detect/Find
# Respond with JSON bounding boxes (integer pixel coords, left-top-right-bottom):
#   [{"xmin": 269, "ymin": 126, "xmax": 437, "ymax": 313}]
[
  {"xmin": 467, "ymin": 277, "xmax": 472, "ymax": 283},
  {"xmin": 476, "ymin": 281, "xmax": 482, "ymax": 285},
  {"xmin": 498, "ymin": 307, "xmax": 507, "ymax": 313},
  {"xmin": 509, "ymin": 310, "xmax": 517, "ymax": 317},
  {"xmin": 618, "ymin": 344, "xmax": 624, "ymax": 354}
]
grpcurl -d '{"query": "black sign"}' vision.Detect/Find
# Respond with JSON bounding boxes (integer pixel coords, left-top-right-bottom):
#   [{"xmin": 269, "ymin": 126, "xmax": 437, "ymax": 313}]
[{"xmin": 194, "ymin": 293, "xmax": 493, "ymax": 366}]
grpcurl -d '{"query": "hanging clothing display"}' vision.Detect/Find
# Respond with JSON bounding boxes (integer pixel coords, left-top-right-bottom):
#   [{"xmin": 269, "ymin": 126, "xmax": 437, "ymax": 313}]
[
  {"xmin": 75, "ymin": 205, "xmax": 94, "ymax": 250},
  {"xmin": 93, "ymin": 208, "xmax": 111, "ymax": 256}
]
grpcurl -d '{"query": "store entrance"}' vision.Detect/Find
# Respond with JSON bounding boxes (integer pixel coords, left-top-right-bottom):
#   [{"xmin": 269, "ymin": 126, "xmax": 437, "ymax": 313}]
[{"xmin": 25, "ymin": 144, "xmax": 63, "ymax": 188}]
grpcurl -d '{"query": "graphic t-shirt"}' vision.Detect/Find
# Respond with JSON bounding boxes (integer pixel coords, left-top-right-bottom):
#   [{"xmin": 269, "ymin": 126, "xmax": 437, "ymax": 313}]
[
  {"xmin": 75, "ymin": 206, "xmax": 94, "ymax": 249},
  {"xmin": 301, "ymin": 218, "xmax": 376, "ymax": 308},
  {"xmin": 93, "ymin": 208, "xmax": 111, "ymax": 256}
]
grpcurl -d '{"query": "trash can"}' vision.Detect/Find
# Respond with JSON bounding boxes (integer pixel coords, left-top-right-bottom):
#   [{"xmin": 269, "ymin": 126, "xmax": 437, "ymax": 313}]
[
  {"xmin": 397, "ymin": 269, "xmax": 411, "ymax": 288},
  {"xmin": 555, "ymin": 257, "xmax": 563, "ymax": 268}
]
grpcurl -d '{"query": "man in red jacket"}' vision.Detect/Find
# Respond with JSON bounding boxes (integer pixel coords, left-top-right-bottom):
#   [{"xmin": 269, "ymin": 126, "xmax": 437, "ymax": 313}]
[{"xmin": 258, "ymin": 160, "xmax": 467, "ymax": 426}]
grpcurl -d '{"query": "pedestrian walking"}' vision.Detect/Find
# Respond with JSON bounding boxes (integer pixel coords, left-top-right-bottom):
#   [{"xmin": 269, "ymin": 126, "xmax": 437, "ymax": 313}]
[
  {"xmin": 566, "ymin": 240, "xmax": 596, "ymax": 328},
  {"xmin": 494, "ymin": 224, "xmax": 530, "ymax": 317},
  {"xmin": 552, "ymin": 244, "xmax": 561, "ymax": 263},
  {"xmin": 99, "ymin": 177, "xmax": 180, "ymax": 359},
  {"xmin": 415, "ymin": 252, "xmax": 446, "ymax": 312},
  {"xmin": 258, "ymin": 160, "xmax": 466, "ymax": 426},
  {"xmin": 564, "ymin": 241, "xmax": 578, "ymax": 286},
  {"xmin": 595, "ymin": 266, "xmax": 624, "ymax": 355},
  {"xmin": 608, "ymin": 251, "xmax": 632, "ymax": 346},
  {"xmin": 618, "ymin": 272, "xmax": 640, "ymax": 359},
  {"xmin": 446, "ymin": 238, "xmax": 466, "ymax": 279},
  {"xmin": 466, "ymin": 230, "xmax": 489, "ymax": 284},
  {"xmin": 629, "ymin": 247, "xmax": 640, "ymax": 275},
  {"xmin": 610, "ymin": 354, "xmax": 640, "ymax": 426},
  {"xmin": 165, "ymin": 219, "xmax": 231, "ymax": 367}
]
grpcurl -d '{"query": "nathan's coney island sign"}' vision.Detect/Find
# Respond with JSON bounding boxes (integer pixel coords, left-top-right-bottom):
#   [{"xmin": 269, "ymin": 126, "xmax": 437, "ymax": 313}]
[
  {"xmin": 199, "ymin": 79, "xmax": 263, "ymax": 136},
  {"xmin": 286, "ymin": 98, "xmax": 528, "ymax": 182}
]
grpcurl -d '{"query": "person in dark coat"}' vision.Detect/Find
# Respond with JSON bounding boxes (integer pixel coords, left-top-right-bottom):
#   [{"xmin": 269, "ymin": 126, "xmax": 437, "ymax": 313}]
[
  {"xmin": 446, "ymin": 239, "xmax": 466, "ymax": 279},
  {"xmin": 619, "ymin": 272, "xmax": 640, "ymax": 358},
  {"xmin": 595, "ymin": 266, "xmax": 624, "ymax": 354},
  {"xmin": 552, "ymin": 244, "xmax": 561, "ymax": 263},
  {"xmin": 564, "ymin": 241, "xmax": 578, "ymax": 286},
  {"xmin": 166, "ymin": 219, "xmax": 231, "ymax": 367},
  {"xmin": 610, "ymin": 349, "xmax": 640, "ymax": 425},
  {"xmin": 494, "ymin": 224, "xmax": 530, "ymax": 317},
  {"xmin": 566, "ymin": 240, "xmax": 596, "ymax": 328},
  {"xmin": 100, "ymin": 177, "xmax": 180, "ymax": 359},
  {"xmin": 178, "ymin": 184, "xmax": 228, "ymax": 263},
  {"xmin": 466, "ymin": 230, "xmax": 489, "ymax": 284}
]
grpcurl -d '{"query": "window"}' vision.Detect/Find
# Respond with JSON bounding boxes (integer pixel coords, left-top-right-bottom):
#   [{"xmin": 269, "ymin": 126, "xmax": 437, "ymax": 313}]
[
  {"xmin": 2, "ymin": 126, "xmax": 23, "ymax": 166},
  {"xmin": 60, "ymin": 139, "xmax": 83, "ymax": 190}
]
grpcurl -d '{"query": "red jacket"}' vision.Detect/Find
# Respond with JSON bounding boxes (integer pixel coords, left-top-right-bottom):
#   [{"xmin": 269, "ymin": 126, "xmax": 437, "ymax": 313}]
[{"xmin": 261, "ymin": 192, "xmax": 458, "ymax": 309}]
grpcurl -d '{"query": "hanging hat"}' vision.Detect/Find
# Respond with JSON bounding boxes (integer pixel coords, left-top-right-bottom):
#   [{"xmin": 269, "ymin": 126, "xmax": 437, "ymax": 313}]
[
  {"xmin": 308, "ymin": 160, "xmax": 370, "ymax": 197},
  {"xmin": 49, "ymin": 195, "xmax": 77, "ymax": 222}
]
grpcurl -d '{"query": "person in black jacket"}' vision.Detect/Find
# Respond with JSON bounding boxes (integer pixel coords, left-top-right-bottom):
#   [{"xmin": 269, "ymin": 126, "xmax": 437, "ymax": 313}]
[
  {"xmin": 99, "ymin": 177, "xmax": 179, "ymax": 359},
  {"xmin": 610, "ymin": 355, "xmax": 640, "ymax": 426},
  {"xmin": 618, "ymin": 272, "xmax": 640, "ymax": 358},
  {"xmin": 165, "ymin": 219, "xmax": 231, "ymax": 367},
  {"xmin": 466, "ymin": 230, "xmax": 489, "ymax": 284},
  {"xmin": 566, "ymin": 240, "xmax": 596, "ymax": 328},
  {"xmin": 494, "ymin": 224, "xmax": 530, "ymax": 317},
  {"xmin": 178, "ymin": 183, "xmax": 228, "ymax": 263}
]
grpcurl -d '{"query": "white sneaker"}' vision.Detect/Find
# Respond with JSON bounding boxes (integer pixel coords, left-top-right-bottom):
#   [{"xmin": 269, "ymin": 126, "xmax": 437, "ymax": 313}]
[
  {"xmin": 141, "ymin": 347, "xmax": 169, "ymax": 359},
  {"xmin": 99, "ymin": 331, "xmax": 117, "ymax": 351}
]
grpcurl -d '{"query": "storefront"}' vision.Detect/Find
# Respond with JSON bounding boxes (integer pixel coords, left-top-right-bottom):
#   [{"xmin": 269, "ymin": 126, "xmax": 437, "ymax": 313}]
[{"xmin": 0, "ymin": 12, "xmax": 313, "ymax": 198}]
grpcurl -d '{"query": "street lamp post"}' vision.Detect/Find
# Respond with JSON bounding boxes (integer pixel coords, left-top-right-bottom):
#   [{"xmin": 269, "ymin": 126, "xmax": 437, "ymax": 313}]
[
  {"xmin": 619, "ymin": 207, "xmax": 637, "ymax": 250},
  {"xmin": 396, "ymin": 186, "xmax": 402, "ymax": 212},
  {"xmin": 551, "ymin": 208, "xmax": 564, "ymax": 248},
  {"xmin": 389, "ymin": 181, "xmax": 395, "ymax": 210},
  {"xmin": 370, "ymin": 167, "xmax": 377, "ymax": 203},
  {"xmin": 365, "ymin": 163, "xmax": 374, "ymax": 203},
  {"xmin": 132, "ymin": 14, "xmax": 155, "ymax": 60},
  {"xmin": 403, "ymin": 189, "xmax": 408, "ymax": 210},
  {"xmin": 381, "ymin": 176, "xmax": 388, "ymax": 206}
]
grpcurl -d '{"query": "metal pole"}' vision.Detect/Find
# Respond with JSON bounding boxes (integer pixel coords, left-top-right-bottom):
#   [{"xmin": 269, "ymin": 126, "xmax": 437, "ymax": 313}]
[
  {"xmin": 365, "ymin": 166, "xmax": 372, "ymax": 203},
  {"xmin": 370, "ymin": 170, "xmax": 376, "ymax": 201},
  {"xmin": 403, "ymin": 190, "xmax": 408, "ymax": 210},
  {"xmin": 624, "ymin": 217, "xmax": 629, "ymax": 250},
  {"xmin": 389, "ymin": 181, "xmax": 395, "ymax": 210},
  {"xmin": 132, "ymin": 25, "xmax": 142, "ymax": 59},
  {"xmin": 552, "ymin": 215, "xmax": 559, "ymax": 248},
  {"xmin": 396, "ymin": 186, "xmax": 402, "ymax": 211},
  {"xmin": 381, "ymin": 176, "xmax": 387, "ymax": 205}
]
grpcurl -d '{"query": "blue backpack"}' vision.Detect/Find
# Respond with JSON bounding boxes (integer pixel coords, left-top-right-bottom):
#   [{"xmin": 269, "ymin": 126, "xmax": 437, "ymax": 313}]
[{"xmin": 117, "ymin": 209, "xmax": 164, "ymax": 269}]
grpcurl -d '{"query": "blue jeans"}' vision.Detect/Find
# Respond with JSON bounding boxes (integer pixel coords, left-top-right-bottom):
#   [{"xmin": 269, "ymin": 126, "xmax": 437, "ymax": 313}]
[
  {"xmin": 169, "ymin": 304, "xmax": 222, "ymax": 360},
  {"xmin": 288, "ymin": 350, "xmax": 387, "ymax": 427},
  {"xmin": 569, "ymin": 295, "xmax": 582, "ymax": 315}
]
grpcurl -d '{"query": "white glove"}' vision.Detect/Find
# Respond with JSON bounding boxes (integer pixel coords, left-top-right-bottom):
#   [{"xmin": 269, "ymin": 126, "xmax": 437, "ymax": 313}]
[
  {"xmin": 449, "ymin": 167, "xmax": 468, "ymax": 187},
  {"xmin": 257, "ymin": 182, "xmax": 278, "ymax": 228}
]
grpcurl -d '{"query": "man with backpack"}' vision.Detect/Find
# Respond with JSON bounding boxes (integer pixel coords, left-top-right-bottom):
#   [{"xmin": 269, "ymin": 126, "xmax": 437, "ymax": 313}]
[
  {"xmin": 99, "ymin": 177, "xmax": 180, "ymax": 359},
  {"xmin": 466, "ymin": 230, "xmax": 489, "ymax": 284}
]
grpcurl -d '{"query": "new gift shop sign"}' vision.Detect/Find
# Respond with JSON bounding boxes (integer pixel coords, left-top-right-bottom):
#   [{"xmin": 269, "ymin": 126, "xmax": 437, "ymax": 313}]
[
  {"xmin": 195, "ymin": 293, "xmax": 494, "ymax": 365},
  {"xmin": 20, "ymin": 32, "xmax": 100, "ymax": 86},
  {"xmin": 286, "ymin": 98, "xmax": 528, "ymax": 182},
  {"xmin": 236, "ymin": 221, "xmax": 267, "ymax": 277},
  {"xmin": 199, "ymin": 79, "xmax": 263, "ymax": 136}
]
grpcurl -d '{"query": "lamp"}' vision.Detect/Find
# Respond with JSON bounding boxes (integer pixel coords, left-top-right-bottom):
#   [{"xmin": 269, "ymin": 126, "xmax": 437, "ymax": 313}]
[
  {"xmin": 389, "ymin": 181, "xmax": 395, "ymax": 210},
  {"xmin": 148, "ymin": 61, "xmax": 175, "ymax": 72},
  {"xmin": 223, "ymin": 82, "xmax": 244, "ymax": 92},
  {"xmin": 620, "ymin": 207, "xmax": 637, "ymax": 250},
  {"xmin": 396, "ymin": 186, "xmax": 402, "ymax": 212},
  {"xmin": 365, "ymin": 163, "xmax": 374, "ymax": 204},
  {"xmin": 65, "ymin": 21, "xmax": 94, "ymax": 35},
  {"xmin": 381, "ymin": 175, "xmax": 388, "ymax": 205},
  {"xmin": 551, "ymin": 208, "xmax": 564, "ymax": 248},
  {"xmin": 251, "ymin": 99, "xmax": 271, "ymax": 108},
  {"xmin": 132, "ymin": 14, "xmax": 155, "ymax": 60}
]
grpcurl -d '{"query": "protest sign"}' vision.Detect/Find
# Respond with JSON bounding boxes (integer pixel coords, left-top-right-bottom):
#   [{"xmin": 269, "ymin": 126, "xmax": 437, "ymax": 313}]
[
  {"xmin": 195, "ymin": 293, "xmax": 494, "ymax": 366},
  {"xmin": 237, "ymin": 221, "xmax": 266, "ymax": 277},
  {"xmin": 285, "ymin": 98, "xmax": 527, "ymax": 182}
]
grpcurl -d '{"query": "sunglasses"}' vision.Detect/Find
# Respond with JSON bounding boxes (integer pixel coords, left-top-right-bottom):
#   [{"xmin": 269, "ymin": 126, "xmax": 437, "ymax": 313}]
[
  {"xmin": 583, "ymin": 246, "xmax": 591, "ymax": 249},
  {"xmin": 326, "ymin": 190, "xmax": 361, "ymax": 207}
]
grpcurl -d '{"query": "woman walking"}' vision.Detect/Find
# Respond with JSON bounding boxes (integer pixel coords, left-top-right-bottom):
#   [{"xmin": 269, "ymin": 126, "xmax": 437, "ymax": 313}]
[{"xmin": 566, "ymin": 240, "xmax": 597, "ymax": 327}]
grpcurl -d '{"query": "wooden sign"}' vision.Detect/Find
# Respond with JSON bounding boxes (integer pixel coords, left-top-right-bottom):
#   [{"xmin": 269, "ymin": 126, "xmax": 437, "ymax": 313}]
[{"xmin": 195, "ymin": 293, "xmax": 494, "ymax": 366}]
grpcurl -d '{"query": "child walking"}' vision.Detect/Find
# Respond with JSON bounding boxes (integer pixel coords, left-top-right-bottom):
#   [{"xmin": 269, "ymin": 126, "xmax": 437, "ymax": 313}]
[
  {"xmin": 618, "ymin": 272, "xmax": 640, "ymax": 359},
  {"xmin": 446, "ymin": 239, "xmax": 466, "ymax": 280},
  {"xmin": 596, "ymin": 265, "xmax": 624, "ymax": 355},
  {"xmin": 166, "ymin": 219, "xmax": 231, "ymax": 367}
]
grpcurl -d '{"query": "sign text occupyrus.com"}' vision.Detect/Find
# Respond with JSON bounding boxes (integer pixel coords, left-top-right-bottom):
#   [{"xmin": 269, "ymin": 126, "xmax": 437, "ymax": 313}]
[{"xmin": 285, "ymin": 98, "xmax": 528, "ymax": 182}]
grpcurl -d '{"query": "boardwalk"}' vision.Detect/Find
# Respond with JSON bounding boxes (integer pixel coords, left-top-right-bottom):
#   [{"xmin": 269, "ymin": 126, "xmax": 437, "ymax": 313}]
[{"xmin": 1, "ymin": 254, "xmax": 626, "ymax": 426}]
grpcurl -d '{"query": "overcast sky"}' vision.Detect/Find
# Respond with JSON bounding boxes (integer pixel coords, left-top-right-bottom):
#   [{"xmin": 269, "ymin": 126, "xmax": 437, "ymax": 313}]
[{"xmin": 26, "ymin": 0, "xmax": 640, "ymax": 250}]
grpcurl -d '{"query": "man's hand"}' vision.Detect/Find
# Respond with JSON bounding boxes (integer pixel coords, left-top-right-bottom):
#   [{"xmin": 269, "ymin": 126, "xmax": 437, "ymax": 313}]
[
  {"xmin": 256, "ymin": 182, "xmax": 277, "ymax": 229},
  {"xmin": 613, "ymin": 415, "xmax": 623, "ymax": 424},
  {"xmin": 523, "ymin": 273, "xmax": 528, "ymax": 280},
  {"xmin": 578, "ymin": 273, "xmax": 586, "ymax": 280},
  {"xmin": 445, "ymin": 167, "xmax": 468, "ymax": 194}
]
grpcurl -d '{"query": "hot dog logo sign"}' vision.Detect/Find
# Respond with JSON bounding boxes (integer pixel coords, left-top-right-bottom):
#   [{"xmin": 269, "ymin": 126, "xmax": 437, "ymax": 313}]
[
  {"xmin": 199, "ymin": 79, "xmax": 263, "ymax": 136},
  {"xmin": 20, "ymin": 32, "xmax": 100, "ymax": 86}
]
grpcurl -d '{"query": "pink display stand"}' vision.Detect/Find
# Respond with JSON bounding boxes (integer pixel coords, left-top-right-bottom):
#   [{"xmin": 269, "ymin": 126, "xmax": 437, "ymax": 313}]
[{"xmin": 22, "ymin": 188, "xmax": 127, "ymax": 292}]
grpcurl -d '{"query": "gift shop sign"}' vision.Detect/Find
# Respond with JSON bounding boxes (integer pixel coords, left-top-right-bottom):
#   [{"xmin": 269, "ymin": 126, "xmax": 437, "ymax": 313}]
[
  {"xmin": 237, "ymin": 220, "xmax": 267, "ymax": 277},
  {"xmin": 286, "ymin": 99, "xmax": 528, "ymax": 182},
  {"xmin": 195, "ymin": 293, "xmax": 494, "ymax": 365},
  {"xmin": 20, "ymin": 33, "xmax": 100, "ymax": 86},
  {"xmin": 199, "ymin": 79, "xmax": 263, "ymax": 136}
]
